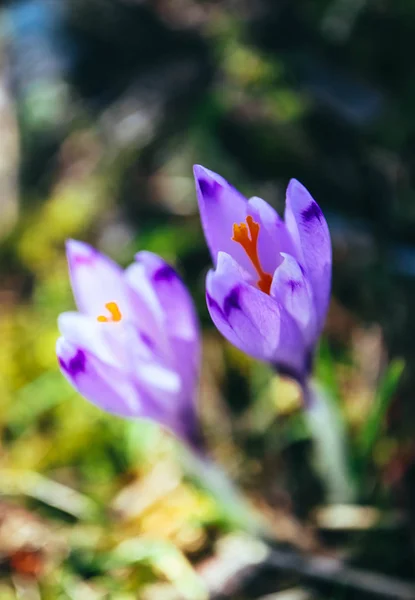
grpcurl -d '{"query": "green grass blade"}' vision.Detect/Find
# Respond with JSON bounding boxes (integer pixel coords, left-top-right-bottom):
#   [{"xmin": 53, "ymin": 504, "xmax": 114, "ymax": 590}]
[{"xmin": 358, "ymin": 359, "xmax": 405, "ymax": 461}]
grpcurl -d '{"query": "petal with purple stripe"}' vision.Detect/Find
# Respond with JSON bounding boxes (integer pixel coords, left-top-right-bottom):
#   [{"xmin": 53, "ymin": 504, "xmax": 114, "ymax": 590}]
[
  {"xmin": 136, "ymin": 252, "xmax": 200, "ymax": 400},
  {"xmin": 58, "ymin": 312, "xmax": 127, "ymax": 370},
  {"xmin": 56, "ymin": 337, "xmax": 141, "ymax": 417},
  {"xmin": 194, "ymin": 165, "xmax": 258, "ymax": 275},
  {"xmin": 284, "ymin": 179, "xmax": 331, "ymax": 331},
  {"xmin": 136, "ymin": 251, "xmax": 199, "ymax": 344},
  {"xmin": 66, "ymin": 240, "xmax": 131, "ymax": 319},
  {"xmin": 206, "ymin": 252, "xmax": 306, "ymax": 376},
  {"xmin": 271, "ymin": 253, "xmax": 316, "ymax": 347}
]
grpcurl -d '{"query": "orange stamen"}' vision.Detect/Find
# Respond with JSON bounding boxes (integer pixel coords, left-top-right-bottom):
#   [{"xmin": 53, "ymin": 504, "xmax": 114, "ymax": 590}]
[
  {"xmin": 97, "ymin": 301, "xmax": 122, "ymax": 323},
  {"xmin": 232, "ymin": 215, "xmax": 272, "ymax": 294}
]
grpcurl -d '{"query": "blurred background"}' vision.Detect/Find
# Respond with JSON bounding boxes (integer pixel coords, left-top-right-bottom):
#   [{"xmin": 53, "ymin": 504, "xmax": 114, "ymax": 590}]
[{"xmin": 0, "ymin": 0, "xmax": 415, "ymax": 598}]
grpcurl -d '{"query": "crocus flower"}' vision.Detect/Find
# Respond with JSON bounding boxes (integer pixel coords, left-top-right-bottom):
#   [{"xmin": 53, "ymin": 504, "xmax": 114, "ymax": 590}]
[
  {"xmin": 56, "ymin": 241, "xmax": 202, "ymax": 452},
  {"xmin": 193, "ymin": 166, "xmax": 331, "ymax": 388}
]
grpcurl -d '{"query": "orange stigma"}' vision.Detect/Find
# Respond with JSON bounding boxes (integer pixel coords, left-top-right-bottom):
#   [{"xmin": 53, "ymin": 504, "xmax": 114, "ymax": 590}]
[
  {"xmin": 232, "ymin": 215, "xmax": 272, "ymax": 294},
  {"xmin": 97, "ymin": 301, "xmax": 122, "ymax": 323}
]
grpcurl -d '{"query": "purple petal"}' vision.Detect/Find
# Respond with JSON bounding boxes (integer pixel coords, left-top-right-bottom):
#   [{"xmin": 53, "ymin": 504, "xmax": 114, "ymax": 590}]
[
  {"xmin": 57, "ymin": 337, "xmax": 141, "ymax": 417},
  {"xmin": 270, "ymin": 253, "xmax": 317, "ymax": 347},
  {"xmin": 206, "ymin": 252, "xmax": 306, "ymax": 376},
  {"xmin": 57, "ymin": 338, "xmax": 192, "ymax": 435},
  {"xmin": 193, "ymin": 165, "xmax": 260, "ymax": 276},
  {"xmin": 58, "ymin": 312, "xmax": 128, "ymax": 370},
  {"xmin": 135, "ymin": 251, "xmax": 201, "ymax": 402},
  {"xmin": 66, "ymin": 240, "xmax": 131, "ymax": 319},
  {"xmin": 136, "ymin": 251, "xmax": 199, "ymax": 343},
  {"xmin": 284, "ymin": 180, "xmax": 331, "ymax": 331},
  {"xmin": 172, "ymin": 404, "xmax": 205, "ymax": 455},
  {"xmin": 124, "ymin": 261, "xmax": 170, "ymax": 358},
  {"xmin": 61, "ymin": 311, "xmax": 185, "ymax": 398},
  {"xmin": 134, "ymin": 362, "xmax": 181, "ymax": 395}
]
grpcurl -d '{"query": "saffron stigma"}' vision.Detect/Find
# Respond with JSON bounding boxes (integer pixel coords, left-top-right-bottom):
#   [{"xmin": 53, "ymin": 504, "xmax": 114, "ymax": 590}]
[
  {"xmin": 232, "ymin": 216, "xmax": 272, "ymax": 294},
  {"xmin": 97, "ymin": 301, "xmax": 122, "ymax": 322}
]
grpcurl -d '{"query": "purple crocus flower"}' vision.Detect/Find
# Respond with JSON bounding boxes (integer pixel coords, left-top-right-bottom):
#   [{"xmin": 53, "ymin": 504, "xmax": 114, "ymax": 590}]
[
  {"xmin": 56, "ymin": 241, "xmax": 202, "ymax": 452},
  {"xmin": 193, "ymin": 166, "xmax": 331, "ymax": 388}
]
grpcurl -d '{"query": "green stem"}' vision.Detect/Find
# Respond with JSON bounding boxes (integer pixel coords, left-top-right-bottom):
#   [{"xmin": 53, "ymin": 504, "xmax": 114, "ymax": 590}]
[
  {"xmin": 180, "ymin": 447, "xmax": 267, "ymax": 535},
  {"xmin": 304, "ymin": 379, "xmax": 357, "ymax": 503}
]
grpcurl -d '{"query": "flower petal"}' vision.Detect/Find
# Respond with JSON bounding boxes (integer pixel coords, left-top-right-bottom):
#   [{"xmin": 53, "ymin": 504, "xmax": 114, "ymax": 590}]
[
  {"xmin": 270, "ymin": 253, "xmax": 317, "ymax": 347},
  {"xmin": 57, "ymin": 338, "xmax": 186, "ymax": 428},
  {"xmin": 194, "ymin": 165, "xmax": 258, "ymax": 274},
  {"xmin": 66, "ymin": 240, "xmax": 131, "ymax": 319},
  {"xmin": 284, "ymin": 179, "xmax": 332, "ymax": 330},
  {"xmin": 135, "ymin": 362, "xmax": 181, "ymax": 396},
  {"xmin": 58, "ymin": 312, "xmax": 128, "ymax": 369},
  {"xmin": 136, "ymin": 251, "xmax": 201, "ymax": 402},
  {"xmin": 206, "ymin": 252, "xmax": 306, "ymax": 377},
  {"xmin": 124, "ymin": 261, "xmax": 169, "ymax": 358},
  {"xmin": 136, "ymin": 251, "xmax": 199, "ymax": 343},
  {"xmin": 56, "ymin": 337, "xmax": 141, "ymax": 417}
]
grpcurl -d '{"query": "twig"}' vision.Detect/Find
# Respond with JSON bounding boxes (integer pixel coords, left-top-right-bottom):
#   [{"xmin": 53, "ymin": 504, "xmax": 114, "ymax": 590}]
[
  {"xmin": 202, "ymin": 535, "xmax": 415, "ymax": 600},
  {"xmin": 265, "ymin": 546, "xmax": 415, "ymax": 600}
]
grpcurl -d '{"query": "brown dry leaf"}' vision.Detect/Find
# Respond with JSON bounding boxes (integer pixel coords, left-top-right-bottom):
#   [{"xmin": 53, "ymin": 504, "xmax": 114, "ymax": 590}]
[{"xmin": 0, "ymin": 502, "xmax": 67, "ymax": 578}]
